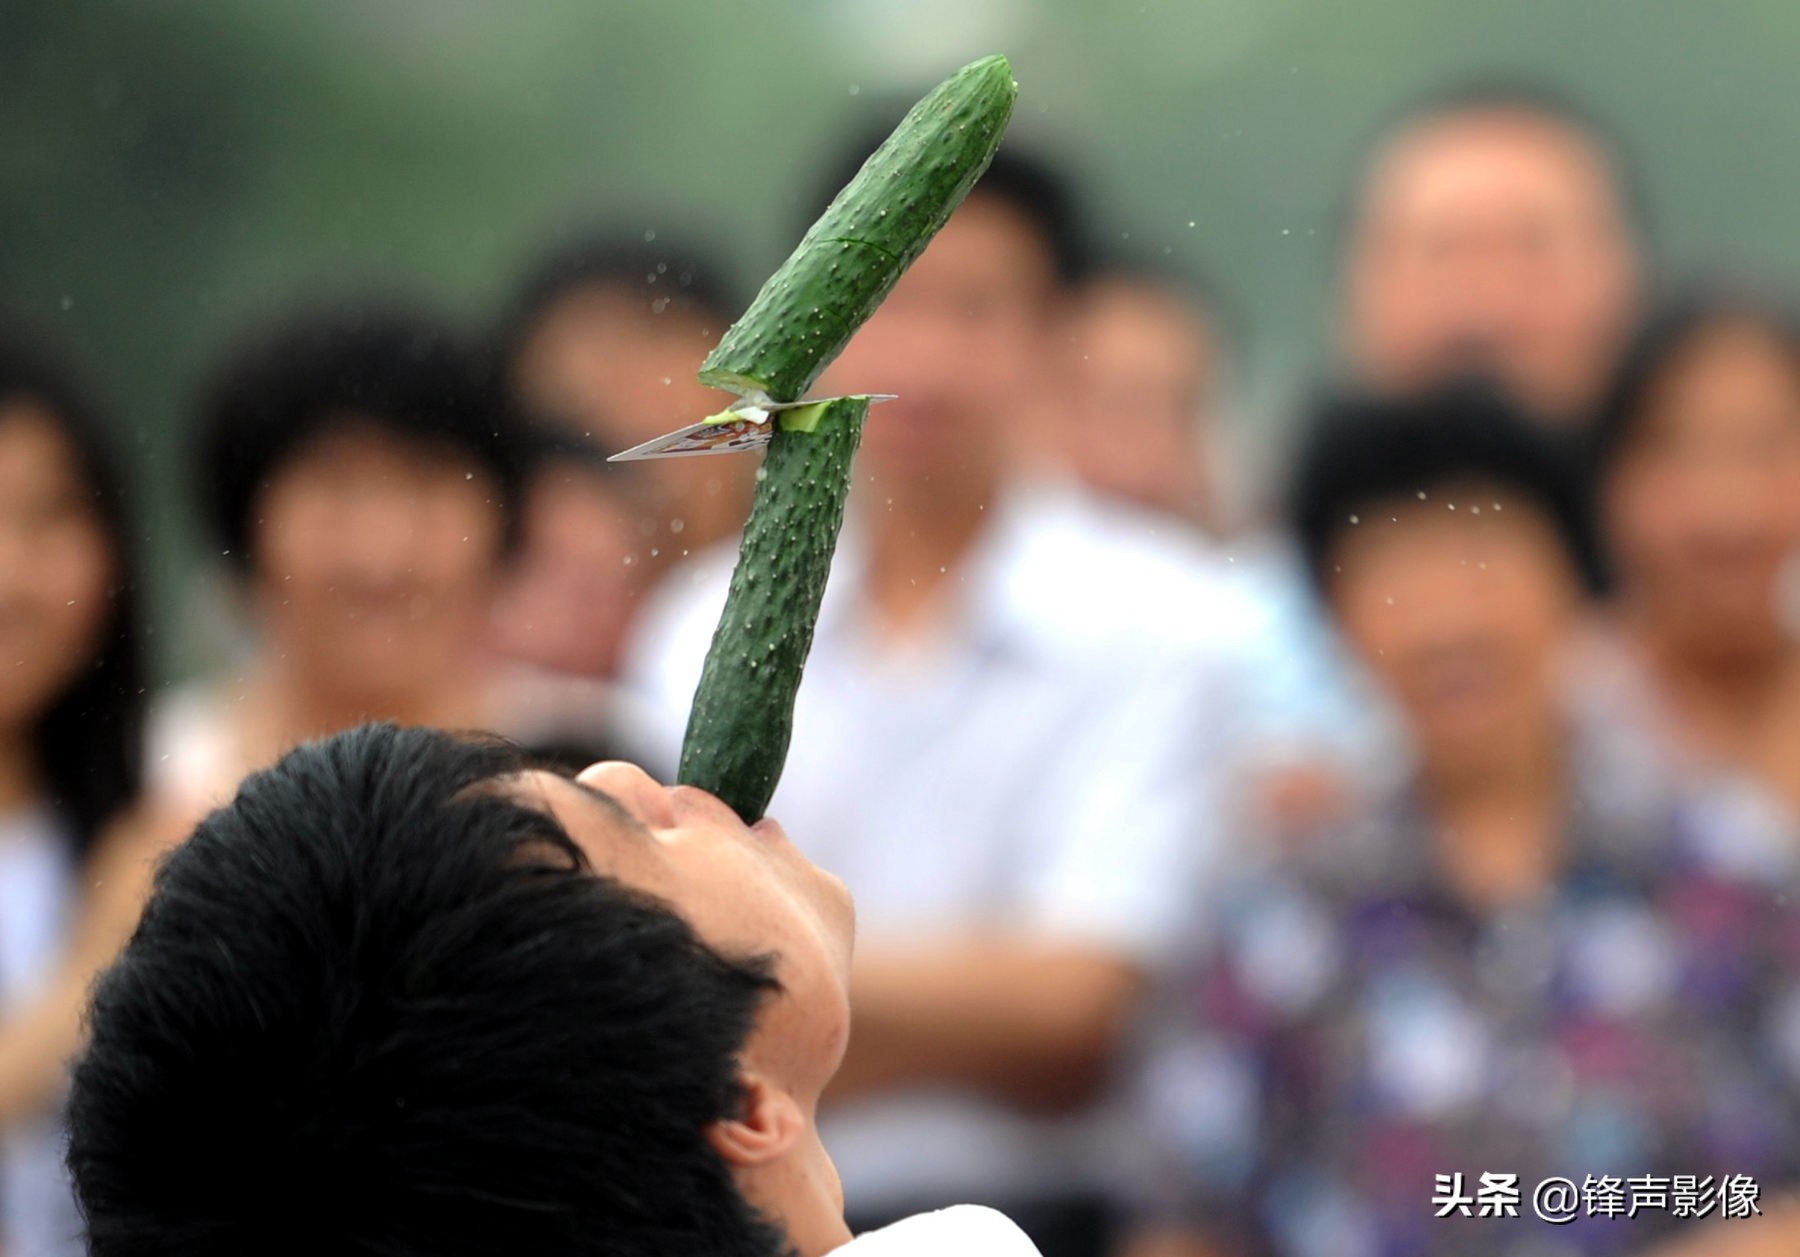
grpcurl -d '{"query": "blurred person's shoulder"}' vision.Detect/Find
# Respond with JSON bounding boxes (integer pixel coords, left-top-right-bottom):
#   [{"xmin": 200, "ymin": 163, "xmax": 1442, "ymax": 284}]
[
  {"xmin": 1563, "ymin": 621, "xmax": 1800, "ymax": 885},
  {"xmin": 619, "ymin": 540, "xmax": 743, "ymax": 759},
  {"xmin": 143, "ymin": 678, "xmax": 253, "ymax": 817},
  {"xmin": 977, "ymin": 477, "xmax": 1279, "ymax": 665},
  {"xmin": 487, "ymin": 661, "xmax": 672, "ymax": 778}
]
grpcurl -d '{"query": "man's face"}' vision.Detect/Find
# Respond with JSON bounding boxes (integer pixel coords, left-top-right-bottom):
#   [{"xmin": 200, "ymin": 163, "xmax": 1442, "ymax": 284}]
[
  {"xmin": 512, "ymin": 288, "xmax": 751, "ymax": 552},
  {"xmin": 1056, "ymin": 277, "xmax": 1219, "ymax": 522},
  {"xmin": 0, "ymin": 403, "xmax": 117, "ymax": 733},
  {"xmin": 515, "ymin": 288, "xmax": 725, "ymax": 452},
  {"xmin": 519, "ymin": 763, "xmax": 855, "ymax": 1100},
  {"xmin": 489, "ymin": 463, "xmax": 643, "ymax": 679},
  {"xmin": 1605, "ymin": 319, "xmax": 1800, "ymax": 658},
  {"xmin": 253, "ymin": 420, "xmax": 506, "ymax": 699},
  {"xmin": 1330, "ymin": 490, "xmax": 1581, "ymax": 758},
  {"xmin": 820, "ymin": 195, "xmax": 1058, "ymax": 490},
  {"xmin": 1344, "ymin": 110, "xmax": 1639, "ymax": 423}
]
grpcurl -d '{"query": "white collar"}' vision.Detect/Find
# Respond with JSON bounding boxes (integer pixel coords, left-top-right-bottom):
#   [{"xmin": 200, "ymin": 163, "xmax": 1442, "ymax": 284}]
[{"xmin": 831, "ymin": 1205, "xmax": 1043, "ymax": 1257}]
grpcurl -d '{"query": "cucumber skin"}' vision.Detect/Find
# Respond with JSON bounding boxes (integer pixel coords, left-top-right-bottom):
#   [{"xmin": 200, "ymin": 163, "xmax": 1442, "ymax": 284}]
[
  {"xmin": 698, "ymin": 54, "xmax": 1017, "ymax": 403},
  {"xmin": 677, "ymin": 396, "xmax": 871, "ymax": 820}
]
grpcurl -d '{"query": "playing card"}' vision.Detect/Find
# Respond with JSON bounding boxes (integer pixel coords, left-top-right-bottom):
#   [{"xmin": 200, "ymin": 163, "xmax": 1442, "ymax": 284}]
[{"xmin": 608, "ymin": 395, "xmax": 896, "ymax": 462}]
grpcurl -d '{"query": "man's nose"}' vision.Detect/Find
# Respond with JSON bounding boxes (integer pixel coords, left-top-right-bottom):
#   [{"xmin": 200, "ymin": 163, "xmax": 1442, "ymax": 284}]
[{"xmin": 576, "ymin": 761, "xmax": 678, "ymax": 830}]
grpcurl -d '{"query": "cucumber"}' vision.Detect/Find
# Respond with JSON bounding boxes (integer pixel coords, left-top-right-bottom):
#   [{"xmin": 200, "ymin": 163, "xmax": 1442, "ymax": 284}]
[
  {"xmin": 698, "ymin": 53, "xmax": 1017, "ymax": 404},
  {"xmin": 677, "ymin": 396, "xmax": 870, "ymax": 820},
  {"xmin": 676, "ymin": 55, "xmax": 1017, "ymax": 820}
]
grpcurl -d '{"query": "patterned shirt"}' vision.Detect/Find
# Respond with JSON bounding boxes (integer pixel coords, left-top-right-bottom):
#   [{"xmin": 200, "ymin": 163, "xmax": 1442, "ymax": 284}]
[{"xmin": 1133, "ymin": 722, "xmax": 1800, "ymax": 1257}]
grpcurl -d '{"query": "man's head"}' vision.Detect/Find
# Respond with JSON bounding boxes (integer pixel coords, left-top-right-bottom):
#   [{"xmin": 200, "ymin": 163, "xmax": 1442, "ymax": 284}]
[
  {"xmin": 1053, "ymin": 265, "xmax": 1228, "ymax": 529},
  {"xmin": 489, "ymin": 431, "xmax": 648, "ymax": 679},
  {"xmin": 1292, "ymin": 383, "xmax": 1598, "ymax": 764},
  {"xmin": 68, "ymin": 724, "xmax": 856, "ymax": 1257},
  {"xmin": 814, "ymin": 135, "xmax": 1085, "ymax": 498},
  {"xmin": 497, "ymin": 231, "xmax": 750, "ymax": 553},
  {"xmin": 1340, "ymin": 84, "xmax": 1644, "ymax": 425},
  {"xmin": 198, "ymin": 304, "xmax": 521, "ymax": 703},
  {"xmin": 1595, "ymin": 288, "xmax": 1800, "ymax": 664}
]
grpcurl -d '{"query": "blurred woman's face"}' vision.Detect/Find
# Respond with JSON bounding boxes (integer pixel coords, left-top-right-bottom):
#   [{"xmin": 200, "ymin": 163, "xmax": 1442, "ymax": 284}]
[
  {"xmin": 1605, "ymin": 319, "xmax": 1800, "ymax": 660},
  {"xmin": 252, "ymin": 420, "xmax": 506, "ymax": 702},
  {"xmin": 1330, "ymin": 491, "xmax": 1581, "ymax": 761},
  {"xmin": 0, "ymin": 402, "xmax": 117, "ymax": 736}
]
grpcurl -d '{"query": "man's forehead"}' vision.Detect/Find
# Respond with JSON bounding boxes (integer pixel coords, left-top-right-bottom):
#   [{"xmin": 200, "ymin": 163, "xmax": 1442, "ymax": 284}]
[
  {"xmin": 1373, "ymin": 110, "xmax": 1620, "ymax": 211},
  {"xmin": 498, "ymin": 771, "xmax": 656, "ymax": 871}
]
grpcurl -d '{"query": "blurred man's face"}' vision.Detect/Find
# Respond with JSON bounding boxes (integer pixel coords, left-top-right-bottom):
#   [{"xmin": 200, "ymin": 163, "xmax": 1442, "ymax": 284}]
[
  {"xmin": 513, "ymin": 289, "xmax": 750, "ymax": 552},
  {"xmin": 515, "ymin": 289, "xmax": 724, "ymax": 451},
  {"xmin": 1057, "ymin": 276, "xmax": 1219, "ymax": 525},
  {"xmin": 489, "ymin": 462, "xmax": 642, "ymax": 679},
  {"xmin": 253, "ymin": 421, "xmax": 505, "ymax": 701},
  {"xmin": 1329, "ymin": 490, "xmax": 1581, "ymax": 760},
  {"xmin": 0, "ymin": 403, "xmax": 117, "ymax": 733},
  {"xmin": 1345, "ymin": 110, "xmax": 1639, "ymax": 423},
  {"xmin": 1605, "ymin": 319, "xmax": 1800, "ymax": 661},
  {"xmin": 820, "ymin": 195, "xmax": 1058, "ymax": 493}
]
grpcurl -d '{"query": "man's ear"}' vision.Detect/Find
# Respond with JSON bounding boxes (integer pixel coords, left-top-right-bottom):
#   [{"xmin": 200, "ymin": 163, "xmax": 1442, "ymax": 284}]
[{"xmin": 705, "ymin": 1072, "xmax": 805, "ymax": 1168}]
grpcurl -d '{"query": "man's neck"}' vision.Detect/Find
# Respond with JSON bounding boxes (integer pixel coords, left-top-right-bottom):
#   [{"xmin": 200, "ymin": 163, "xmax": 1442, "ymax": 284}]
[
  {"xmin": 1418, "ymin": 709, "xmax": 1568, "ymax": 911},
  {"xmin": 860, "ymin": 471, "xmax": 999, "ymax": 641}
]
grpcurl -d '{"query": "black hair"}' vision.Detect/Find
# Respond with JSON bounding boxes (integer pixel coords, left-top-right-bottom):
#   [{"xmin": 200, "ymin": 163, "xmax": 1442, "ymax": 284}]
[
  {"xmin": 807, "ymin": 120, "xmax": 1089, "ymax": 286},
  {"xmin": 195, "ymin": 301, "xmax": 524, "ymax": 571},
  {"xmin": 1289, "ymin": 379, "xmax": 1603, "ymax": 596},
  {"xmin": 0, "ymin": 329, "xmax": 145, "ymax": 861},
  {"xmin": 1338, "ymin": 78, "xmax": 1651, "ymax": 255},
  {"xmin": 67, "ymin": 723, "xmax": 789, "ymax": 1257},
  {"xmin": 1591, "ymin": 284, "xmax": 1800, "ymax": 475},
  {"xmin": 494, "ymin": 230, "xmax": 740, "ymax": 392}
]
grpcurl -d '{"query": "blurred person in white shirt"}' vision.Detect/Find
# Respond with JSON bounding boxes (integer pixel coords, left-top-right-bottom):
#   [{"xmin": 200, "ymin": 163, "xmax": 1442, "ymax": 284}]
[{"xmin": 627, "ymin": 137, "xmax": 1324, "ymax": 1257}]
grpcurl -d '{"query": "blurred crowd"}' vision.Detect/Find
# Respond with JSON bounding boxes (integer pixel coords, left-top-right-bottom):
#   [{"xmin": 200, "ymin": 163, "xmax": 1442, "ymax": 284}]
[{"xmin": 6, "ymin": 79, "xmax": 1800, "ymax": 1257}]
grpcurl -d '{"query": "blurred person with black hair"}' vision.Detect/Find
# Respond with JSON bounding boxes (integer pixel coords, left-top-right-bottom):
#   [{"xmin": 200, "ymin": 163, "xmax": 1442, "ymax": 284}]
[
  {"xmin": 1340, "ymin": 83, "xmax": 1645, "ymax": 428},
  {"xmin": 150, "ymin": 299, "xmax": 622, "ymax": 807},
  {"xmin": 0, "ymin": 331, "xmax": 168, "ymax": 1257},
  {"xmin": 1593, "ymin": 288, "xmax": 1800, "ymax": 823},
  {"xmin": 67, "ymin": 724, "xmax": 1046, "ymax": 1257},
  {"xmin": 629, "ymin": 131, "xmax": 1316, "ymax": 1257},
  {"xmin": 1120, "ymin": 384, "xmax": 1800, "ymax": 1257},
  {"xmin": 496, "ymin": 230, "xmax": 752, "ymax": 561}
]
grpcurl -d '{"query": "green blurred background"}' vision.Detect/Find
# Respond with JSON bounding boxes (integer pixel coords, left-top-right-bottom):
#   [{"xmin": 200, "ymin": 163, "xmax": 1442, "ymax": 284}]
[{"xmin": 5, "ymin": 0, "xmax": 1798, "ymax": 676}]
